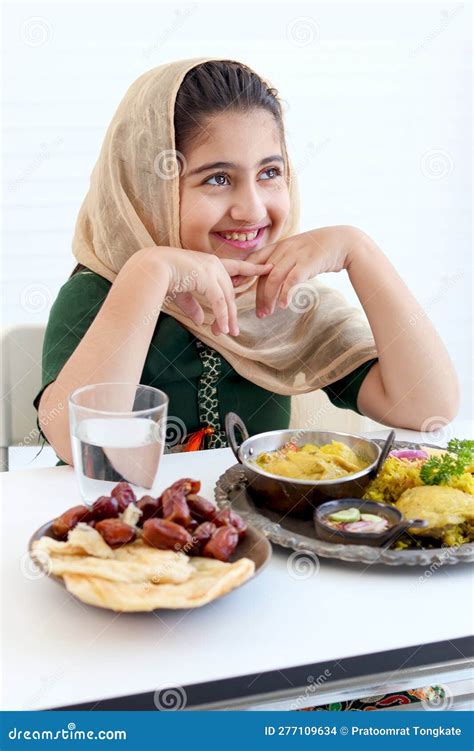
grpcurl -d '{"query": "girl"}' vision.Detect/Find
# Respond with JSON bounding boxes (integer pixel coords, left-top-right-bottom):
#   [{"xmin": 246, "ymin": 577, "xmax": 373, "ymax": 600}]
[
  {"xmin": 34, "ymin": 56, "xmax": 458, "ymax": 465},
  {"xmin": 34, "ymin": 56, "xmax": 457, "ymax": 710}
]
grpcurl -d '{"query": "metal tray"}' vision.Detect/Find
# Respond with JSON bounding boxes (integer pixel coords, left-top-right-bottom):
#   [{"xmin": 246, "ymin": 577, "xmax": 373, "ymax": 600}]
[{"xmin": 214, "ymin": 440, "xmax": 474, "ymax": 567}]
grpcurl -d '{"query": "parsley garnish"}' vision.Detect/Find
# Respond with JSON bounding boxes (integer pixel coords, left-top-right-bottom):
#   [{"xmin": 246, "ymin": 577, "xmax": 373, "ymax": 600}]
[{"xmin": 419, "ymin": 438, "xmax": 474, "ymax": 485}]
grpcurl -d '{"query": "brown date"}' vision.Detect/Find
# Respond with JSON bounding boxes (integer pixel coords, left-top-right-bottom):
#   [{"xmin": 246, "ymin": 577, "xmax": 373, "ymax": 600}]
[
  {"xmin": 52, "ymin": 505, "xmax": 92, "ymax": 540},
  {"xmin": 189, "ymin": 521, "xmax": 217, "ymax": 556},
  {"xmin": 161, "ymin": 490, "xmax": 192, "ymax": 527},
  {"xmin": 203, "ymin": 526, "xmax": 239, "ymax": 562},
  {"xmin": 90, "ymin": 495, "xmax": 119, "ymax": 521},
  {"xmin": 165, "ymin": 478, "xmax": 201, "ymax": 497},
  {"xmin": 136, "ymin": 495, "xmax": 162, "ymax": 524},
  {"xmin": 213, "ymin": 507, "xmax": 247, "ymax": 538},
  {"xmin": 95, "ymin": 518, "xmax": 136, "ymax": 547},
  {"xmin": 187, "ymin": 494, "xmax": 218, "ymax": 523},
  {"xmin": 111, "ymin": 481, "xmax": 137, "ymax": 511},
  {"xmin": 142, "ymin": 518, "xmax": 193, "ymax": 552}
]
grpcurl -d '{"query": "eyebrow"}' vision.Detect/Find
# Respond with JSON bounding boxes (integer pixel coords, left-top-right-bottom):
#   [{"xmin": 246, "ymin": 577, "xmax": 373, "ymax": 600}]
[{"xmin": 188, "ymin": 154, "xmax": 284, "ymax": 176}]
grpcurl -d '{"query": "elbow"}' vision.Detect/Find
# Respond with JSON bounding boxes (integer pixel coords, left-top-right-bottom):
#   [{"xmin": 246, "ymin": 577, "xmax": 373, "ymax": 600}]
[
  {"xmin": 378, "ymin": 390, "xmax": 461, "ymax": 433},
  {"xmin": 406, "ymin": 390, "xmax": 460, "ymax": 433},
  {"xmin": 365, "ymin": 367, "xmax": 462, "ymax": 433},
  {"xmin": 54, "ymin": 444, "xmax": 74, "ymax": 467},
  {"xmin": 38, "ymin": 394, "xmax": 73, "ymax": 466}
]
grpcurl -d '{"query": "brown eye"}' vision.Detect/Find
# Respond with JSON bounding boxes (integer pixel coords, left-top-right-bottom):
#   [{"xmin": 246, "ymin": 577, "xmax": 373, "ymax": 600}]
[
  {"xmin": 204, "ymin": 173, "xmax": 229, "ymax": 186},
  {"xmin": 260, "ymin": 167, "xmax": 282, "ymax": 180}
]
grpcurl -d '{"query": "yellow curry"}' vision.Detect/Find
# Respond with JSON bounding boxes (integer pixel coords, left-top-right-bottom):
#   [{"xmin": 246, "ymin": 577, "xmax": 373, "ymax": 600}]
[{"xmin": 255, "ymin": 441, "xmax": 369, "ymax": 481}]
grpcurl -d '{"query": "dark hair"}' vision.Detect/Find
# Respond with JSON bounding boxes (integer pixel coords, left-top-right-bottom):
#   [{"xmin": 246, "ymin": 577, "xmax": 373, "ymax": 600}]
[
  {"xmin": 174, "ymin": 59, "xmax": 285, "ymax": 155},
  {"xmin": 69, "ymin": 61, "xmax": 284, "ymax": 280}
]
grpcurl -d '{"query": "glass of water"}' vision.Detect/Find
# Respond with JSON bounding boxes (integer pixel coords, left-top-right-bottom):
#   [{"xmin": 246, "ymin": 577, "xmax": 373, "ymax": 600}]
[{"xmin": 69, "ymin": 383, "xmax": 168, "ymax": 505}]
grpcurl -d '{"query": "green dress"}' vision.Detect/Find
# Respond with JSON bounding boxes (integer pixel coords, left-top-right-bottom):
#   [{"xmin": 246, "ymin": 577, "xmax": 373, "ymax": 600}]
[{"xmin": 33, "ymin": 267, "xmax": 379, "ymax": 466}]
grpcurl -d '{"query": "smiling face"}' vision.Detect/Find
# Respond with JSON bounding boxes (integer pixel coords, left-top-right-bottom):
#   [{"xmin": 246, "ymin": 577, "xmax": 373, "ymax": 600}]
[{"xmin": 178, "ymin": 108, "xmax": 290, "ymax": 261}]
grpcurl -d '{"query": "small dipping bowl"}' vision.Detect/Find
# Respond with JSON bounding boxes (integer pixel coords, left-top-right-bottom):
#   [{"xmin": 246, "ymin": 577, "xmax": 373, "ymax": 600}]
[{"xmin": 314, "ymin": 499, "xmax": 428, "ymax": 548}]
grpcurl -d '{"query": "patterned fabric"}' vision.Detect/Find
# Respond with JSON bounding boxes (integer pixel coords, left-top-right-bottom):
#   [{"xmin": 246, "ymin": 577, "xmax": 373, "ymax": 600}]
[
  {"xmin": 298, "ymin": 685, "xmax": 446, "ymax": 711},
  {"xmin": 195, "ymin": 341, "xmax": 228, "ymax": 449}
]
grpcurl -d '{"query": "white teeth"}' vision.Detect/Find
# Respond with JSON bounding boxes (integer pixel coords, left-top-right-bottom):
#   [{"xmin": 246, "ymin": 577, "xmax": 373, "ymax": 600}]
[{"xmin": 220, "ymin": 230, "xmax": 259, "ymax": 241}]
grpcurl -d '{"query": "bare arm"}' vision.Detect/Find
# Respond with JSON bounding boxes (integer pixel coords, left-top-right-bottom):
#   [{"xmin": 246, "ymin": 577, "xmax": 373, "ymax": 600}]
[
  {"xmin": 349, "ymin": 231, "xmax": 460, "ymax": 429},
  {"xmin": 38, "ymin": 248, "xmax": 169, "ymax": 465},
  {"xmin": 38, "ymin": 247, "xmax": 269, "ymax": 464},
  {"xmin": 246, "ymin": 224, "xmax": 460, "ymax": 431}
]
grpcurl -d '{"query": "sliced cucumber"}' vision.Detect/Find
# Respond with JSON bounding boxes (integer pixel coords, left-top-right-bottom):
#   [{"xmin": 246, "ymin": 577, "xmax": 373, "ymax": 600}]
[
  {"xmin": 327, "ymin": 507, "xmax": 361, "ymax": 523},
  {"xmin": 360, "ymin": 513, "xmax": 383, "ymax": 523}
]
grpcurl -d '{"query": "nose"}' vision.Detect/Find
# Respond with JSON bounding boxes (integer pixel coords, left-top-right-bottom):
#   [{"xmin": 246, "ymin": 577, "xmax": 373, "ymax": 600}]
[{"xmin": 228, "ymin": 178, "xmax": 267, "ymax": 226}]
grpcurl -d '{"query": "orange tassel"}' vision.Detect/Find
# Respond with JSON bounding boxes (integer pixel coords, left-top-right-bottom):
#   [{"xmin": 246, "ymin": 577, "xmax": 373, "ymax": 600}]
[{"xmin": 181, "ymin": 426, "xmax": 214, "ymax": 452}]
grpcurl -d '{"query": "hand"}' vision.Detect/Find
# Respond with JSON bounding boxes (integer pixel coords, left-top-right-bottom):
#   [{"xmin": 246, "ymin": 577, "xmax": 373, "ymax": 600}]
[
  {"xmin": 249, "ymin": 226, "xmax": 362, "ymax": 317},
  {"xmin": 156, "ymin": 247, "xmax": 272, "ymax": 336}
]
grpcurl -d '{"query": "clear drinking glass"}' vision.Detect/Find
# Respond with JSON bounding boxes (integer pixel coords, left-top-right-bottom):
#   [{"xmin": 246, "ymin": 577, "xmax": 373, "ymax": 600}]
[{"xmin": 69, "ymin": 383, "xmax": 169, "ymax": 505}]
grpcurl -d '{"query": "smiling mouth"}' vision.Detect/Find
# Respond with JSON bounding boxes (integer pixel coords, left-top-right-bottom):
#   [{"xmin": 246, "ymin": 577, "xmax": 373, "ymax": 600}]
[{"xmin": 212, "ymin": 226, "xmax": 268, "ymax": 250}]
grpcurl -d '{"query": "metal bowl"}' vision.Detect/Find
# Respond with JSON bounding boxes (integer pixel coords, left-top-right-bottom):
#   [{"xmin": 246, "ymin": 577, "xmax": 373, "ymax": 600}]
[
  {"xmin": 224, "ymin": 412, "xmax": 395, "ymax": 519},
  {"xmin": 314, "ymin": 499, "xmax": 428, "ymax": 547}
]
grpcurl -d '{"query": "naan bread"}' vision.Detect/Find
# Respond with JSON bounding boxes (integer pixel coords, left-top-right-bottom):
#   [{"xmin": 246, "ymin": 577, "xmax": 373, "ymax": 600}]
[
  {"xmin": 119, "ymin": 502, "xmax": 143, "ymax": 527},
  {"xmin": 32, "ymin": 534, "xmax": 191, "ymax": 584},
  {"xmin": 62, "ymin": 556, "xmax": 255, "ymax": 611},
  {"xmin": 44, "ymin": 550, "xmax": 190, "ymax": 585},
  {"xmin": 32, "ymin": 523, "xmax": 115, "ymax": 559},
  {"xmin": 31, "ymin": 526, "xmax": 256, "ymax": 611}
]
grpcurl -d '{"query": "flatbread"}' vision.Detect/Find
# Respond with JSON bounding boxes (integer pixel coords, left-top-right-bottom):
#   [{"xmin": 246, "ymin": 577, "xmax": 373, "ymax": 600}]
[
  {"xmin": 44, "ymin": 550, "xmax": 191, "ymax": 585},
  {"xmin": 32, "ymin": 534, "xmax": 191, "ymax": 585},
  {"xmin": 62, "ymin": 556, "xmax": 255, "ymax": 611},
  {"xmin": 32, "ymin": 523, "xmax": 115, "ymax": 559},
  {"xmin": 119, "ymin": 503, "xmax": 142, "ymax": 527},
  {"xmin": 31, "ymin": 525, "xmax": 256, "ymax": 611}
]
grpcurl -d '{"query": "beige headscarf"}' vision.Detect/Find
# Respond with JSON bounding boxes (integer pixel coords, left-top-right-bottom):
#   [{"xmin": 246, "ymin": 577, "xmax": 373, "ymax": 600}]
[{"xmin": 72, "ymin": 56, "xmax": 378, "ymax": 396}]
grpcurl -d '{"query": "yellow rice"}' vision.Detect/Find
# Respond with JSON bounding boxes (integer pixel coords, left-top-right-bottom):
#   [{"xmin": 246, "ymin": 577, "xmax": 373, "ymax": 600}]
[{"xmin": 362, "ymin": 457, "xmax": 474, "ymax": 505}]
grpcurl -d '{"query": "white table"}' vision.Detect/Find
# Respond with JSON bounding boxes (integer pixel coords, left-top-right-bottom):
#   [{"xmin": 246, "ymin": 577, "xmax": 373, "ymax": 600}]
[{"xmin": 1, "ymin": 429, "xmax": 472, "ymax": 711}]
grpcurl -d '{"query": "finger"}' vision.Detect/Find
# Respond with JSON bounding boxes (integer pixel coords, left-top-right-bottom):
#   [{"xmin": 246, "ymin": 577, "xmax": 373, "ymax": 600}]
[
  {"xmin": 256, "ymin": 260, "xmax": 297, "ymax": 315},
  {"xmin": 250, "ymin": 242, "xmax": 278, "ymax": 265},
  {"xmin": 231, "ymin": 275, "xmax": 248, "ymax": 287},
  {"xmin": 174, "ymin": 292, "xmax": 205, "ymax": 326},
  {"xmin": 278, "ymin": 268, "xmax": 308, "ymax": 309},
  {"xmin": 243, "ymin": 262, "xmax": 273, "ymax": 276},
  {"xmin": 220, "ymin": 274, "xmax": 240, "ymax": 336},
  {"xmin": 207, "ymin": 282, "xmax": 229, "ymax": 335},
  {"xmin": 210, "ymin": 319, "xmax": 221, "ymax": 336},
  {"xmin": 231, "ymin": 264, "xmax": 272, "ymax": 287},
  {"xmin": 222, "ymin": 259, "xmax": 273, "ymax": 277},
  {"xmin": 210, "ymin": 290, "xmax": 239, "ymax": 336},
  {"xmin": 208, "ymin": 268, "xmax": 240, "ymax": 336}
]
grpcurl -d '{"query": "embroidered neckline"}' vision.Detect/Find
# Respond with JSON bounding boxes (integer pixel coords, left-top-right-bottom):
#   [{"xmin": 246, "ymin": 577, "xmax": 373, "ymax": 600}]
[{"xmin": 195, "ymin": 340, "xmax": 228, "ymax": 449}]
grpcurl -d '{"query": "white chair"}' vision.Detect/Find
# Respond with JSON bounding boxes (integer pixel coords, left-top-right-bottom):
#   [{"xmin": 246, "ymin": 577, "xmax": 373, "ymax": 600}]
[{"xmin": 0, "ymin": 324, "xmax": 46, "ymax": 471}]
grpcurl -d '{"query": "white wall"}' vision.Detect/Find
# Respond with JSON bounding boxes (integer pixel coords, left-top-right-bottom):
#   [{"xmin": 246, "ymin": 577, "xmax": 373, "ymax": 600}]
[{"xmin": 2, "ymin": 1, "xmax": 472, "ymax": 430}]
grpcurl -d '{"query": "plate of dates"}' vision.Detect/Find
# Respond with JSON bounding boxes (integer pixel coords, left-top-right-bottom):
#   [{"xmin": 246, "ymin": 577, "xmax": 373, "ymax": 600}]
[{"xmin": 28, "ymin": 478, "xmax": 272, "ymax": 612}]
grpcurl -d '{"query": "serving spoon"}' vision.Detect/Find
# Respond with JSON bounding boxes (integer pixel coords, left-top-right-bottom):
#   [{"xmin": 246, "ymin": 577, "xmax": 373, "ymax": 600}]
[{"xmin": 368, "ymin": 429, "xmax": 396, "ymax": 480}]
